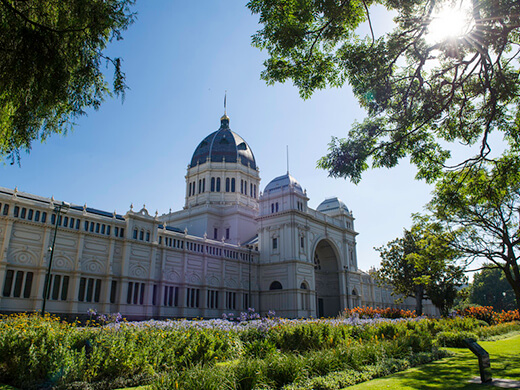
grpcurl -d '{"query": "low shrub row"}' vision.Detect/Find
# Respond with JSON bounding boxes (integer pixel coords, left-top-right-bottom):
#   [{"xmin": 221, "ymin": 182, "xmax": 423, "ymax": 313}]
[
  {"xmin": 341, "ymin": 307, "xmax": 416, "ymax": 319},
  {"xmin": 0, "ymin": 310, "xmax": 518, "ymax": 389},
  {"xmin": 457, "ymin": 306, "xmax": 520, "ymax": 325}
]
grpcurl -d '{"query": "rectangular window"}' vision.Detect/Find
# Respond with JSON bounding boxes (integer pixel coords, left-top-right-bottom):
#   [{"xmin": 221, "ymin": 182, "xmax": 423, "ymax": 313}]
[
  {"xmin": 301, "ymin": 236, "xmax": 304, "ymax": 248},
  {"xmin": 101, "ymin": 224, "xmax": 105, "ymax": 234},
  {"xmin": 2, "ymin": 204, "xmax": 9, "ymax": 216},
  {"xmin": 63, "ymin": 216, "xmax": 68, "ymax": 227},
  {"xmin": 202, "ymin": 178, "xmax": 205, "ymax": 192},
  {"xmin": 13, "ymin": 271, "xmax": 24, "ymax": 297},
  {"xmin": 14, "ymin": 206, "xmax": 19, "ymax": 218},
  {"xmin": 133, "ymin": 282, "xmax": 140, "ymax": 304},
  {"xmin": 86, "ymin": 278, "xmax": 94, "ymax": 302},
  {"xmin": 272, "ymin": 237, "xmax": 278, "ymax": 250},
  {"xmin": 120, "ymin": 228, "xmax": 125, "ymax": 238},
  {"xmin": 61, "ymin": 276, "xmax": 69, "ymax": 300},
  {"xmin": 35, "ymin": 210, "xmax": 40, "ymax": 222},
  {"xmin": 146, "ymin": 231, "xmax": 150, "ymax": 242},
  {"xmin": 127, "ymin": 282, "xmax": 133, "ymax": 304},
  {"xmin": 115, "ymin": 227, "xmax": 119, "ymax": 237},
  {"xmin": 20, "ymin": 208, "xmax": 27, "ymax": 219},
  {"xmin": 89, "ymin": 222, "xmax": 94, "ymax": 232},
  {"xmin": 3, "ymin": 270, "xmax": 14, "ymax": 297},
  {"xmin": 133, "ymin": 229, "xmax": 138, "ymax": 239},
  {"xmin": 42, "ymin": 212, "xmax": 47, "ymax": 223},
  {"xmin": 140, "ymin": 283, "xmax": 145, "ymax": 304},
  {"xmin": 76, "ymin": 219, "xmax": 80, "ymax": 229},
  {"xmin": 51, "ymin": 213, "xmax": 56, "ymax": 225},
  {"xmin": 95, "ymin": 223, "xmax": 100, "ymax": 233},
  {"xmin": 110, "ymin": 281, "xmax": 117, "ymax": 303},
  {"xmin": 106, "ymin": 225, "xmax": 111, "ymax": 235},
  {"xmin": 23, "ymin": 272, "xmax": 33, "ymax": 298},
  {"xmin": 84, "ymin": 221, "xmax": 89, "ymax": 231},
  {"xmin": 152, "ymin": 284, "xmax": 157, "ymax": 305},
  {"xmin": 139, "ymin": 230, "xmax": 144, "ymax": 240},
  {"xmin": 78, "ymin": 277, "xmax": 86, "ymax": 301},
  {"xmin": 217, "ymin": 177, "xmax": 221, "ymax": 192},
  {"xmin": 51, "ymin": 275, "xmax": 61, "ymax": 300},
  {"xmin": 94, "ymin": 279, "xmax": 101, "ymax": 303},
  {"xmin": 28, "ymin": 209, "xmax": 33, "ymax": 220},
  {"xmin": 226, "ymin": 228, "xmax": 230, "ymax": 240}
]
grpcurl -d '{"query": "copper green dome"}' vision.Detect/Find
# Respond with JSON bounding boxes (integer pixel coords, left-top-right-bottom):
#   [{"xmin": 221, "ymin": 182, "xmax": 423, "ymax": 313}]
[{"xmin": 190, "ymin": 116, "xmax": 256, "ymax": 169}]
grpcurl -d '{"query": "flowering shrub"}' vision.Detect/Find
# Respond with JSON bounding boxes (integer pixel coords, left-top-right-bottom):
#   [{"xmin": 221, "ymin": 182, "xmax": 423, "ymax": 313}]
[
  {"xmin": 457, "ymin": 306, "xmax": 520, "ymax": 325},
  {"xmin": 0, "ymin": 309, "xmax": 518, "ymax": 389},
  {"xmin": 342, "ymin": 307, "xmax": 417, "ymax": 319}
]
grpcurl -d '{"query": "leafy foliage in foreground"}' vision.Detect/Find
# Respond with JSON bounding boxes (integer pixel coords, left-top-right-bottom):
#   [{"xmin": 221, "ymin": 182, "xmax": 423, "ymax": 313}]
[
  {"xmin": 0, "ymin": 311, "xmax": 518, "ymax": 389},
  {"xmin": 248, "ymin": 0, "xmax": 520, "ymax": 183},
  {"xmin": 0, "ymin": 0, "xmax": 135, "ymax": 162}
]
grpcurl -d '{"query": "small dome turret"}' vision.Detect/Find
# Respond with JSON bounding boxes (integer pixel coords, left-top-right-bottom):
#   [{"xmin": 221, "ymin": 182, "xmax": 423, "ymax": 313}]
[
  {"xmin": 317, "ymin": 197, "xmax": 349, "ymax": 213},
  {"xmin": 264, "ymin": 173, "xmax": 303, "ymax": 195}
]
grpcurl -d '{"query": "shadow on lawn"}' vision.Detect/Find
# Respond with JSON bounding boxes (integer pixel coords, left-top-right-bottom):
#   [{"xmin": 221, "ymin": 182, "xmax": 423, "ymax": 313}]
[{"xmin": 396, "ymin": 351, "xmax": 520, "ymax": 389}]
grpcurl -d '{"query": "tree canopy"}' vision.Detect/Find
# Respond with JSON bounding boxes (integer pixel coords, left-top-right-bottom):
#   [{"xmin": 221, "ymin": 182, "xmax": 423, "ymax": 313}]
[
  {"xmin": 468, "ymin": 265, "xmax": 516, "ymax": 311},
  {"xmin": 376, "ymin": 216, "xmax": 465, "ymax": 316},
  {"xmin": 248, "ymin": 0, "xmax": 520, "ymax": 182},
  {"xmin": 0, "ymin": 0, "xmax": 135, "ymax": 163},
  {"xmin": 429, "ymin": 155, "xmax": 520, "ymax": 310}
]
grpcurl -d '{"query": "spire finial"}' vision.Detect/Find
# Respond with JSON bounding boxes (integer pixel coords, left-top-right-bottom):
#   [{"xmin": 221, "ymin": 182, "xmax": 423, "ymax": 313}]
[
  {"xmin": 220, "ymin": 91, "xmax": 230, "ymax": 124},
  {"xmin": 286, "ymin": 145, "xmax": 290, "ymax": 174}
]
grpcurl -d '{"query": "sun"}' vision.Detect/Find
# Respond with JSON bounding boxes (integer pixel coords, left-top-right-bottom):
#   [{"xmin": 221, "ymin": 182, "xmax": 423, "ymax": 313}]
[{"xmin": 426, "ymin": 1, "xmax": 474, "ymax": 44}]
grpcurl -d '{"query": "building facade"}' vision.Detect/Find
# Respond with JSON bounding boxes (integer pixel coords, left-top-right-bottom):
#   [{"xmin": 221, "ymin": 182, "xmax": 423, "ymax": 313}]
[{"xmin": 0, "ymin": 114, "xmax": 437, "ymax": 319}]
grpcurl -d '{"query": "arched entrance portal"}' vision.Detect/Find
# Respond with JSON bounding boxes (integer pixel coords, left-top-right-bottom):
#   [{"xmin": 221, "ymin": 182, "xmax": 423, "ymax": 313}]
[{"xmin": 314, "ymin": 240, "xmax": 341, "ymax": 317}]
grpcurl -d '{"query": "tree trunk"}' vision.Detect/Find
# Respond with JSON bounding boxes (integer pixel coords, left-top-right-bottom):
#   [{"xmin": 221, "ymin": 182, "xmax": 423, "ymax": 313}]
[{"xmin": 415, "ymin": 284, "xmax": 424, "ymax": 316}]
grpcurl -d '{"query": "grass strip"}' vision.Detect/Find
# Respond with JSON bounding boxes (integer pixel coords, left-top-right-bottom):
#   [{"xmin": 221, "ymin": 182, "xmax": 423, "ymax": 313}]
[{"xmin": 347, "ymin": 334, "xmax": 520, "ymax": 389}]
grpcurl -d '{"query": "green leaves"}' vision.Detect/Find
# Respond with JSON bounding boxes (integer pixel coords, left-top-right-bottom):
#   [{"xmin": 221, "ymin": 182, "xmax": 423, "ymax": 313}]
[
  {"xmin": 249, "ymin": 0, "xmax": 520, "ymax": 182},
  {"xmin": 0, "ymin": 0, "xmax": 135, "ymax": 162},
  {"xmin": 375, "ymin": 215, "xmax": 466, "ymax": 316}
]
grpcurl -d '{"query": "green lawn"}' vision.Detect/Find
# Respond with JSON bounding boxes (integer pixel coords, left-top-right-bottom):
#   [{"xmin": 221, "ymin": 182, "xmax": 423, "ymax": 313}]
[{"xmin": 348, "ymin": 335, "xmax": 520, "ymax": 389}]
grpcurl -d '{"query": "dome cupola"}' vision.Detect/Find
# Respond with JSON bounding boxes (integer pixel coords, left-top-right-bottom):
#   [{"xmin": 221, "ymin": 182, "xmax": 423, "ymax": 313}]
[{"xmin": 190, "ymin": 115, "xmax": 256, "ymax": 169}]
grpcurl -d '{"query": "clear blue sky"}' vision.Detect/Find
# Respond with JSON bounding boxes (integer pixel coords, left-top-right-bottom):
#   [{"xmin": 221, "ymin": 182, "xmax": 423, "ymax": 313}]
[{"xmin": 0, "ymin": 2, "xmax": 434, "ymax": 270}]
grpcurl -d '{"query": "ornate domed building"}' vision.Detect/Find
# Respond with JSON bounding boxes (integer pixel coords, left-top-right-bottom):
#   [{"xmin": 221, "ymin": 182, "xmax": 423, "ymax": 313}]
[{"xmin": 0, "ymin": 112, "xmax": 438, "ymax": 319}]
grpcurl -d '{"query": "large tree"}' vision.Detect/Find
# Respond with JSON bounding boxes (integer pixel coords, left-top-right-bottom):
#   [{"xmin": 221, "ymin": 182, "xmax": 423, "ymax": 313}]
[
  {"xmin": 469, "ymin": 265, "xmax": 516, "ymax": 311},
  {"xmin": 429, "ymin": 154, "xmax": 520, "ymax": 311},
  {"xmin": 376, "ymin": 217, "xmax": 465, "ymax": 315},
  {"xmin": 248, "ymin": 0, "xmax": 520, "ymax": 182},
  {"xmin": 0, "ymin": 0, "xmax": 135, "ymax": 163}
]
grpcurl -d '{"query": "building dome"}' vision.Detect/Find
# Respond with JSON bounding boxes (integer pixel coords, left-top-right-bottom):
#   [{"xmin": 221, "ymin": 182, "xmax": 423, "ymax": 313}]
[
  {"xmin": 264, "ymin": 173, "xmax": 304, "ymax": 195},
  {"xmin": 190, "ymin": 116, "xmax": 256, "ymax": 169},
  {"xmin": 317, "ymin": 197, "xmax": 349, "ymax": 213}
]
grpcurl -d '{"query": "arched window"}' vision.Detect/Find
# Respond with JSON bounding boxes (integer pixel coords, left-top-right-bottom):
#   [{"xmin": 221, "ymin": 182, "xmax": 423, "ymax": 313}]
[
  {"xmin": 352, "ymin": 289, "xmax": 357, "ymax": 296},
  {"xmin": 211, "ymin": 178, "xmax": 215, "ymax": 192},
  {"xmin": 300, "ymin": 282, "xmax": 308, "ymax": 290},
  {"xmin": 133, "ymin": 228, "xmax": 138, "ymax": 239},
  {"xmin": 231, "ymin": 178, "xmax": 236, "ymax": 192},
  {"xmin": 216, "ymin": 177, "xmax": 221, "ymax": 192},
  {"xmin": 269, "ymin": 281, "xmax": 283, "ymax": 290},
  {"xmin": 226, "ymin": 178, "xmax": 230, "ymax": 192},
  {"xmin": 202, "ymin": 178, "xmax": 206, "ymax": 192}
]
